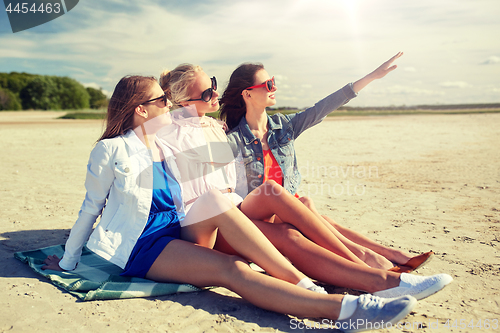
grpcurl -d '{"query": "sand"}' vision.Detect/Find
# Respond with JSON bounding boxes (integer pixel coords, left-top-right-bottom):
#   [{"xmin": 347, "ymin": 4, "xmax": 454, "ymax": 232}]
[{"xmin": 0, "ymin": 111, "xmax": 499, "ymax": 332}]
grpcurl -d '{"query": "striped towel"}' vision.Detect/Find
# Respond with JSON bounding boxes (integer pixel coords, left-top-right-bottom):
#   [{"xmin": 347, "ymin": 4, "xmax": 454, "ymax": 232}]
[{"xmin": 14, "ymin": 244, "xmax": 201, "ymax": 301}]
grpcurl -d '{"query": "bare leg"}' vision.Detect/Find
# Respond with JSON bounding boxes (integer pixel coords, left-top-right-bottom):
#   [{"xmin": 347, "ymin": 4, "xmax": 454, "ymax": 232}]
[
  {"xmin": 241, "ymin": 180, "xmax": 369, "ymax": 267},
  {"xmin": 146, "ymin": 239, "xmax": 343, "ymax": 319},
  {"xmin": 181, "ymin": 189, "xmax": 305, "ymax": 285},
  {"xmin": 216, "ymin": 222, "xmax": 401, "ymax": 293},
  {"xmin": 321, "ymin": 215, "xmax": 412, "ymax": 264},
  {"xmin": 299, "ymin": 196, "xmax": 412, "ymax": 265},
  {"xmin": 254, "ymin": 222, "xmax": 402, "ymax": 293}
]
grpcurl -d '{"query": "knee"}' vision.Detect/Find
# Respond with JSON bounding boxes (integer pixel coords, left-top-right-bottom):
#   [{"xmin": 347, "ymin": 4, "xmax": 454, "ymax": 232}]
[
  {"xmin": 276, "ymin": 222, "xmax": 304, "ymax": 246},
  {"xmin": 200, "ymin": 188, "xmax": 232, "ymax": 207},
  {"xmin": 220, "ymin": 255, "xmax": 253, "ymax": 286},
  {"xmin": 298, "ymin": 196, "xmax": 315, "ymax": 210},
  {"xmin": 262, "ymin": 180, "xmax": 287, "ymax": 196},
  {"xmin": 205, "ymin": 188, "xmax": 225, "ymax": 200}
]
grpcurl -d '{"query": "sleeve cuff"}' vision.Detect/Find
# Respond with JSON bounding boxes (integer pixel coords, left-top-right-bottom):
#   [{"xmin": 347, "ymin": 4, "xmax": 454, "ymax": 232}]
[
  {"xmin": 58, "ymin": 256, "xmax": 77, "ymax": 271},
  {"xmin": 348, "ymin": 82, "xmax": 358, "ymax": 97}
]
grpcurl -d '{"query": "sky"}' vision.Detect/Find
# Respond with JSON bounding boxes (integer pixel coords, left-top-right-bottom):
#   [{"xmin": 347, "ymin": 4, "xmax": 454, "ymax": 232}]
[{"xmin": 1, "ymin": 0, "xmax": 499, "ymax": 108}]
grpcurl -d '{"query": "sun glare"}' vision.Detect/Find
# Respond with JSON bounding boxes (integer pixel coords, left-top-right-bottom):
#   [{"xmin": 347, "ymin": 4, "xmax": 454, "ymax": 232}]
[
  {"xmin": 340, "ymin": 0, "xmax": 364, "ymax": 68},
  {"xmin": 342, "ymin": 0, "xmax": 357, "ymax": 13},
  {"xmin": 341, "ymin": 0, "xmax": 359, "ymax": 31}
]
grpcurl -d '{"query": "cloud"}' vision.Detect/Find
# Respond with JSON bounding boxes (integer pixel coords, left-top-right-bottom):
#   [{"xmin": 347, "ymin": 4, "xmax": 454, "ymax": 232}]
[
  {"xmin": 274, "ymin": 74, "xmax": 288, "ymax": 82},
  {"xmin": 82, "ymin": 83, "xmax": 110, "ymax": 97},
  {"xmin": 439, "ymin": 81, "xmax": 472, "ymax": 89},
  {"xmin": 83, "ymin": 82, "xmax": 102, "ymax": 89},
  {"xmin": 480, "ymin": 56, "xmax": 500, "ymax": 65},
  {"xmin": 1, "ymin": 0, "xmax": 500, "ymax": 107}
]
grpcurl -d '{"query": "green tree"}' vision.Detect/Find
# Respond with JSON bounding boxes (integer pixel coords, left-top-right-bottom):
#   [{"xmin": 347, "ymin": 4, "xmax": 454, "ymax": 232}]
[
  {"xmin": 0, "ymin": 72, "xmax": 38, "ymax": 94},
  {"xmin": 86, "ymin": 87, "xmax": 108, "ymax": 109},
  {"xmin": 19, "ymin": 76, "xmax": 90, "ymax": 110},
  {"xmin": 20, "ymin": 76, "xmax": 59, "ymax": 110},
  {"xmin": 52, "ymin": 76, "xmax": 90, "ymax": 109},
  {"xmin": 0, "ymin": 87, "xmax": 22, "ymax": 110}
]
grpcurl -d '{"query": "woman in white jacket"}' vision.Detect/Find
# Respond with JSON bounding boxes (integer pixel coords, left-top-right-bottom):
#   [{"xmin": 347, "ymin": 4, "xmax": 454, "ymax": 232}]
[{"xmin": 41, "ymin": 74, "xmax": 419, "ymax": 332}]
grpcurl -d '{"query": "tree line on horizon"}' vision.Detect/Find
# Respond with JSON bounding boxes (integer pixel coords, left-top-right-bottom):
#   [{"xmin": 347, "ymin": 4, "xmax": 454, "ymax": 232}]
[{"xmin": 0, "ymin": 72, "xmax": 108, "ymax": 111}]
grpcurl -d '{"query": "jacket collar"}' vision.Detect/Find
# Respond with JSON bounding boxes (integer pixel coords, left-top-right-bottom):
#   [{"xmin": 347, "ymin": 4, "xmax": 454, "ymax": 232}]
[
  {"xmin": 122, "ymin": 129, "xmax": 147, "ymax": 156},
  {"xmin": 238, "ymin": 114, "xmax": 282, "ymax": 146},
  {"xmin": 121, "ymin": 129, "xmax": 175, "ymax": 160}
]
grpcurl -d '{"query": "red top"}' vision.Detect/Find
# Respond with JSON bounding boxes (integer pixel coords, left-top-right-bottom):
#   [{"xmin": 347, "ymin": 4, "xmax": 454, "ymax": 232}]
[
  {"xmin": 263, "ymin": 149, "xmax": 283, "ymax": 184},
  {"xmin": 263, "ymin": 149, "xmax": 300, "ymax": 198}
]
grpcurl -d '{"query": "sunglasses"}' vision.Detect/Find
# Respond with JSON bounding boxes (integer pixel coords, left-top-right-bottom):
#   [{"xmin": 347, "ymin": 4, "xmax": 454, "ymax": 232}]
[
  {"xmin": 187, "ymin": 76, "xmax": 217, "ymax": 103},
  {"xmin": 143, "ymin": 94, "xmax": 168, "ymax": 107},
  {"xmin": 245, "ymin": 76, "xmax": 276, "ymax": 92}
]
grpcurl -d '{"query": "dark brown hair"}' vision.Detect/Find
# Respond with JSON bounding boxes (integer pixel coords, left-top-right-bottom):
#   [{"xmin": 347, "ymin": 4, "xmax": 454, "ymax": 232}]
[
  {"xmin": 98, "ymin": 75, "xmax": 157, "ymax": 141},
  {"xmin": 219, "ymin": 63, "xmax": 264, "ymax": 130}
]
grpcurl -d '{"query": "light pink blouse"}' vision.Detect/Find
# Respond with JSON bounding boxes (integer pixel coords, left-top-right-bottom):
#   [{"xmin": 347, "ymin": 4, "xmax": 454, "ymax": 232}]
[{"xmin": 157, "ymin": 109, "xmax": 244, "ymax": 221}]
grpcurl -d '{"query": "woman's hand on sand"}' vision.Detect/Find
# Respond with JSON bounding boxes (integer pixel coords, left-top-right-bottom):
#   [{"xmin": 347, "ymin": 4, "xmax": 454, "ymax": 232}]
[
  {"xmin": 41, "ymin": 254, "xmax": 65, "ymax": 271},
  {"xmin": 352, "ymin": 52, "xmax": 403, "ymax": 93}
]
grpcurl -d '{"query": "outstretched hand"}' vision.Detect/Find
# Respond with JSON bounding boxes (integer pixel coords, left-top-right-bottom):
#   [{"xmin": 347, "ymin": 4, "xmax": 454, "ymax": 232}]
[
  {"xmin": 352, "ymin": 52, "xmax": 403, "ymax": 93},
  {"xmin": 369, "ymin": 51, "xmax": 403, "ymax": 80},
  {"xmin": 41, "ymin": 254, "xmax": 64, "ymax": 271}
]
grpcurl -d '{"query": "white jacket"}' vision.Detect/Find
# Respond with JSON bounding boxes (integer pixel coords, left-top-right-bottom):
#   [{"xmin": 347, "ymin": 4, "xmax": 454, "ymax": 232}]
[{"xmin": 59, "ymin": 129, "xmax": 184, "ymax": 270}]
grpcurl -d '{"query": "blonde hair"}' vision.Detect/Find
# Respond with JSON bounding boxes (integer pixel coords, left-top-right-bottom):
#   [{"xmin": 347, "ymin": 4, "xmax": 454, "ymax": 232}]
[{"xmin": 160, "ymin": 64, "xmax": 202, "ymax": 109}]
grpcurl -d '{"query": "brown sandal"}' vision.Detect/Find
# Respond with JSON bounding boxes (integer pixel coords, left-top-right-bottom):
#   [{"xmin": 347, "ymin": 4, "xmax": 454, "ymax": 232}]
[
  {"xmin": 388, "ymin": 264, "xmax": 413, "ymax": 273},
  {"xmin": 388, "ymin": 251, "xmax": 434, "ymax": 273}
]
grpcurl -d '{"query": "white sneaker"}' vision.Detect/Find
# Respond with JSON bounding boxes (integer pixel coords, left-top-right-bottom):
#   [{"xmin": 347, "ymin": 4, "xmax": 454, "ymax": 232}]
[
  {"xmin": 335, "ymin": 294, "xmax": 417, "ymax": 332},
  {"xmin": 308, "ymin": 285, "xmax": 328, "ymax": 294},
  {"xmin": 374, "ymin": 273, "xmax": 453, "ymax": 300}
]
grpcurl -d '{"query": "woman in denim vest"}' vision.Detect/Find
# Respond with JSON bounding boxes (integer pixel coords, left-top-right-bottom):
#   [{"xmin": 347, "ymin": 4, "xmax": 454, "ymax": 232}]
[
  {"xmin": 220, "ymin": 53, "xmax": 433, "ymax": 271},
  {"xmin": 159, "ymin": 63, "xmax": 452, "ymax": 302}
]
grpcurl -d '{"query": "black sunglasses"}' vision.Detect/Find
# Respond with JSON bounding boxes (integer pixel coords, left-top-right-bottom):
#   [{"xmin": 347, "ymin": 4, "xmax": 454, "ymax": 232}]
[
  {"xmin": 187, "ymin": 76, "xmax": 217, "ymax": 102},
  {"xmin": 143, "ymin": 94, "xmax": 168, "ymax": 107}
]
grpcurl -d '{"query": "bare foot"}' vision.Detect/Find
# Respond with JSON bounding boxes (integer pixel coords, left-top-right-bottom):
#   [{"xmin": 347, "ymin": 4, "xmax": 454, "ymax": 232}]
[
  {"xmin": 387, "ymin": 249, "xmax": 413, "ymax": 265},
  {"xmin": 360, "ymin": 248, "xmax": 394, "ymax": 270}
]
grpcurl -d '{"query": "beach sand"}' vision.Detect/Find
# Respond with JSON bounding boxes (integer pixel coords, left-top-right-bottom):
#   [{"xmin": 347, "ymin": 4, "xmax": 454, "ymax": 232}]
[{"xmin": 1, "ymin": 111, "xmax": 499, "ymax": 332}]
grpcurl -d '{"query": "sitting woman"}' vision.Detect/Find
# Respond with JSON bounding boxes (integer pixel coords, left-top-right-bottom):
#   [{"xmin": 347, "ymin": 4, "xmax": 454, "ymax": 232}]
[
  {"xmin": 41, "ymin": 74, "xmax": 419, "ymax": 332},
  {"xmin": 159, "ymin": 63, "xmax": 451, "ymax": 299},
  {"xmin": 219, "ymin": 52, "xmax": 431, "ymax": 271}
]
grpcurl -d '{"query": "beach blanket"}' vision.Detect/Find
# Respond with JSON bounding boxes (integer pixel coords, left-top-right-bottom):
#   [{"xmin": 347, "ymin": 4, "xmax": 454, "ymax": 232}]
[{"xmin": 14, "ymin": 244, "xmax": 201, "ymax": 301}]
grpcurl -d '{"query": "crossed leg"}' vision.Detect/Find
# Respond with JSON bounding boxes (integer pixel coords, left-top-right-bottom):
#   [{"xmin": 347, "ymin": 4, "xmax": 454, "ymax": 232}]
[
  {"xmin": 298, "ymin": 196, "xmax": 413, "ymax": 266},
  {"xmin": 179, "ymin": 188, "xmax": 305, "ymax": 285},
  {"xmin": 215, "ymin": 221, "xmax": 402, "ymax": 293},
  {"xmin": 240, "ymin": 180, "xmax": 371, "ymax": 267}
]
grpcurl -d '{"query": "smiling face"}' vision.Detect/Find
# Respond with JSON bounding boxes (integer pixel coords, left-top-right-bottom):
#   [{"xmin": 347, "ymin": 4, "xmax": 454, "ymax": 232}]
[
  {"xmin": 248, "ymin": 69, "xmax": 277, "ymax": 109},
  {"xmin": 183, "ymin": 71, "xmax": 220, "ymax": 117}
]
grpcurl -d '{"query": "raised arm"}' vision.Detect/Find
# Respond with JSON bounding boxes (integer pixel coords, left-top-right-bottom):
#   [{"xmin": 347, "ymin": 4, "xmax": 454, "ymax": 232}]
[
  {"xmin": 288, "ymin": 52, "xmax": 403, "ymax": 137},
  {"xmin": 352, "ymin": 51, "xmax": 403, "ymax": 93}
]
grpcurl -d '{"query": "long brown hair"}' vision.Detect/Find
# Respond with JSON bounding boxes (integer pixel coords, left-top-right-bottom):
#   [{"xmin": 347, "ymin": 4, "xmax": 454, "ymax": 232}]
[
  {"xmin": 219, "ymin": 63, "xmax": 264, "ymax": 130},
  {"xmin": 99, "ymin": 75, "xmax": 157, "ymax": 141}
]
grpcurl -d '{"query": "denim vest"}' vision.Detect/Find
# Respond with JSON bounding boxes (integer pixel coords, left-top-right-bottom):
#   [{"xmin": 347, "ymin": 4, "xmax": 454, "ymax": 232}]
[{"xmin": 226, "ymin": 83, "xmax": 357, "ymax": 196}]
